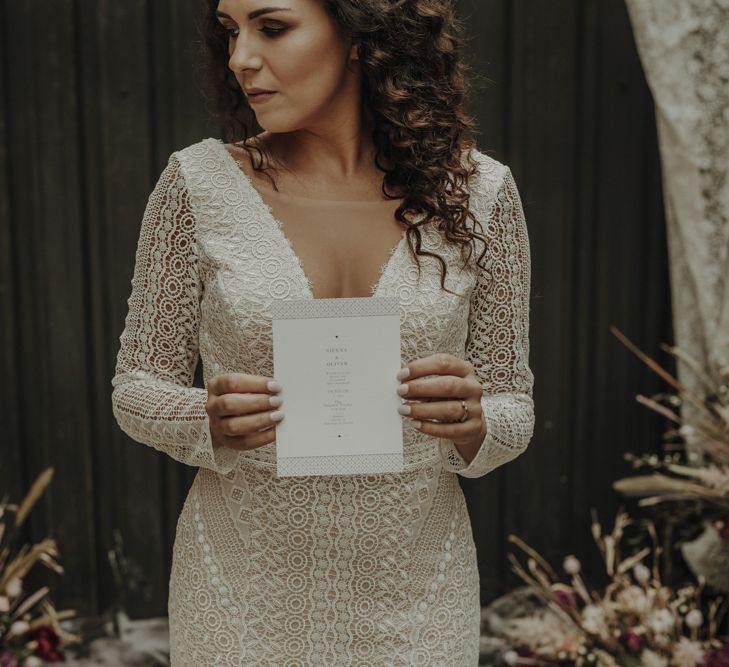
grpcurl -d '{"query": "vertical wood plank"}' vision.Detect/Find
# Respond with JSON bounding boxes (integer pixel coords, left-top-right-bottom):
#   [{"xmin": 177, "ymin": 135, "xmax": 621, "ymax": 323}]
[
  {"xmin": 98, "ymin": 0, "xmax": 168, "ymax": 618},
  {"xmin": 73, "ymin": 0, "xmax": 121, "ymax": 617},
  {"xmin": 0, "ymin": 0, "xmax": 25, "ymax": 503},
  {"xmin": 571, "ymin": 0, "xmax": 672, "ymax": 582},
  {"xmin": 505, "ymin": 0, "xmax": 581, "ymax": 585},
  {"xmin": 571, "ymin": 0, "xmax": 608, "ymax": 581},
  {"xmin": 3, "ymin": 0, "xmax": 98, "ymax": 615}
]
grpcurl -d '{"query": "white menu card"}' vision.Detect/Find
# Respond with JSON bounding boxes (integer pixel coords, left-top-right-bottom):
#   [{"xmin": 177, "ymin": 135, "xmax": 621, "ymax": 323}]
[{"xmin": 270, "ymin": 296, "xmax": 404, "ymax": 477}]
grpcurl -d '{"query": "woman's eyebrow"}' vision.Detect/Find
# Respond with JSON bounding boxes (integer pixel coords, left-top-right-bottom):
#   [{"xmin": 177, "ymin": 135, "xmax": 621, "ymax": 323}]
[{"xmin": 215, "ymin": 7, "xmax": 293, "ymax": 20}]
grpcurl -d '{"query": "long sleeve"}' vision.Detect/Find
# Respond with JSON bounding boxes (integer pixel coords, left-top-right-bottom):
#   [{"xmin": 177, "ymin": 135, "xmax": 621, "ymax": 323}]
[
  {"xmin": 110, "ymin": 153, "xmax": 240, "ymax": 475},
  {"xmin": 439, "ymin": 167, "xmax": 535, "ymax": 478}
]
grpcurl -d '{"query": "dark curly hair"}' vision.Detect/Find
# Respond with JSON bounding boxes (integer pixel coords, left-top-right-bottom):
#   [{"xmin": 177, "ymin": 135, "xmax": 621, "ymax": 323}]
[{"xmin": 198, "ymin": 0, "xmax": 490, "ymax": 296}]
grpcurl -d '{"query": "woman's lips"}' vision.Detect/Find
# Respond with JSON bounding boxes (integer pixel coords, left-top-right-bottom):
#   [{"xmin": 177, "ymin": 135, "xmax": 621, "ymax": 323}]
[{"xmin": 247, "ymin": 92, "xmax": 276, "ymax": 104}]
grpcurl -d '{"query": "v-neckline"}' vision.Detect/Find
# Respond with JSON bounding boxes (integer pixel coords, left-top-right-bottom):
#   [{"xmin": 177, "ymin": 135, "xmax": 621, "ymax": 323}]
[{"xmin": 214, "ymin": 138, "xmax": 408, "ymax": 301}]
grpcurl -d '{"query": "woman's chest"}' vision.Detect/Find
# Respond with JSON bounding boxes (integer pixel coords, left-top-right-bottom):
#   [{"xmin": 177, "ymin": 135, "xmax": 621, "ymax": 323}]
[
  {"xmin": 196, "ymin": 203, "xmax": 477, "ymax": 374},
  {"xmin": 182, "ymin": 138, "xmax": 481, "ymax": 372},
  {"xmin": 258, "ymin": 192, "xmax": 407, "ymax": 300}
]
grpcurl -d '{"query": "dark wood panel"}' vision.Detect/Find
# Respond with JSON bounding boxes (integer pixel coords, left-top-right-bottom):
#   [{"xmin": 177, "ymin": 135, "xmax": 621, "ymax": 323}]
[
  {"xmin": 571, "ymin": 0, "xmax": 614, "ymax": 587},
  {"xmin": 502, "ymin": 0, "xmax": 583, "ymax": 594},
  {"xmin": 575, "ymin": 0, "xmax": 672, "ymax": 582},
  {"xmin": 74, "ymin": 0, "xmax": 117, "ymax": 618},
  {"xmin": 3, "ymin": 0, "xmax": 99, "ymax": 614},
  {"xmin": 0, "ymin": 0, "xmax": 25, "ymax": 503},
  {"xmin": 98, "ymin": 0, "xmax": 168, "ymax": 618}
]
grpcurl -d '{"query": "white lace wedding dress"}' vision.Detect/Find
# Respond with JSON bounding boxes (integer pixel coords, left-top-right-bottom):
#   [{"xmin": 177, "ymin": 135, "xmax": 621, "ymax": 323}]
[{"xmin": 110, "ymin": 137, "xmax": 535, "ymax": 666}]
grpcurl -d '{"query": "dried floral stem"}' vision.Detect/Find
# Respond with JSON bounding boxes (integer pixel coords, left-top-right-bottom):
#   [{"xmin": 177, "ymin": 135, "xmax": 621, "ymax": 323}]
[
  {"xmin": 610, "ymin": 327, "xmax": 686, "ymax": 392},
  {"xmin": 660, "ymin": 343, "xmax": 719, "ymax": 395},
  {"xmin": 507, "ymin": 552, "xmax": 580, "ymax": 626},
  {"xmin": 15, "ymin": 469, "xmax": 53, "ymax": 528},
  {"xmin": 13, "ymin": 585, "xmax": 49, "ymax": 617},
  {"xmin": 635, "ymin": 394, "xmax": 682, "ymax": 423},
  {"xmin": 611, "ymin": 327, "xmax": 727, "ymax": 436},
  {"xmin": 508, "ymin": 534, "xmax": 561, "ymax": 580}
]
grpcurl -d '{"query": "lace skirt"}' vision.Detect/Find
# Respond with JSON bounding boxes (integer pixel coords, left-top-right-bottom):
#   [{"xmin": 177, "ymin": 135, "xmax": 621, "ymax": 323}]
[{"xmin": 168, "ymin": 457, "xmax": 481, "ymax": 666}]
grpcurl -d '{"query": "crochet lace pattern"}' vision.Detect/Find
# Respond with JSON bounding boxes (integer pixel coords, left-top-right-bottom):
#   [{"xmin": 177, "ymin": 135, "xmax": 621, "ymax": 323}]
[{"xmin": 111, "ymin": 137, "xmax": 535, "ymax": 665}]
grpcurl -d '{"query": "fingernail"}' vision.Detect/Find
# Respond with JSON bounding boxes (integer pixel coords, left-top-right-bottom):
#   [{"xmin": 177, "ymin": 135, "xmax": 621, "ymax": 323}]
[
  {"xmin": 412, "ymin": 420, "xmax": 422, "ymax": 428},
  {"xmin": 267, "ymin": 380, "xmax": 282, "ymax": 392},
  {"xmin": 269, "ymin": 395, "xmax": 283, "ymax": 407},
  {"xmin": 396, "ymin": 367, "xmax": 410, "ymax": 380},
  {"xmin": 396, "ymin": 383, "xmax": 409, "ymax": 396},
  {"xmin": 398, "ymin": 403, "xmax": 411, "ymax": 415},
  {"xmin": 270, "ymin": 410, "xmax": 285, "ymax": 422}
]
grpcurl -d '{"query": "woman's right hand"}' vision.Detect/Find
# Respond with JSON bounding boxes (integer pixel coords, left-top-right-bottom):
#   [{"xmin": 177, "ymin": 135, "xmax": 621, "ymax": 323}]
[{"xmin": 205, "ymin": 373, "xmax": 284, "ymax": 451}]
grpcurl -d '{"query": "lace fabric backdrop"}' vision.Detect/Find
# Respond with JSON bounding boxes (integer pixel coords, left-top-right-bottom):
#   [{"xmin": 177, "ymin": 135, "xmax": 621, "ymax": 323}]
[{"xmin": 625, "ymin": 0, "xmax": 729, "ymax": 457}]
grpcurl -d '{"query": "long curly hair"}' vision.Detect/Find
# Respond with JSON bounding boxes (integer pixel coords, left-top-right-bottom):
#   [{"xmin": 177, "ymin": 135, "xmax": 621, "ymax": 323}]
[{"xmin": 198, "ymin": 0, "xmax": 489, "ymax": 295}]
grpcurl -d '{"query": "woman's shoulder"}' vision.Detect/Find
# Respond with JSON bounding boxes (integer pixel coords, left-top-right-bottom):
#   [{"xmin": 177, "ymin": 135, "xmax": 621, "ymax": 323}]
[
  {"xmin": 164, "ymin": 137, "xmax": 254, "ymax": 196},
  {"xmin": 170, "ymin": 136, "xmax": 227, "ymax": 167},
  {"xmin": 172, "ymin": 135, "xmax": 279, "ymax": 194},
  {"xmin": 460, "ymin": 145, "xmax": 511, "ymax": 201}
]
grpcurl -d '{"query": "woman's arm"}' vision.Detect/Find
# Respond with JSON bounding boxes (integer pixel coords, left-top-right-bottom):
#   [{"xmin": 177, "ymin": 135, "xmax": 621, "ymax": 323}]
[
  {"xmin": 439, "ymin": 166, "xmax": 535, "ymax": 478},
  {"xmin": 110, "ymin": 153, "xmax": 239, "ymax": 475}
]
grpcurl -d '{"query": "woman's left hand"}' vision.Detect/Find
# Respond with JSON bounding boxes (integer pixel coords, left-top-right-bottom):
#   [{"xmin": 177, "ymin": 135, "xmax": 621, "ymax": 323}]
[{"xmin": 395, "ymin": 353, "xmax": 487, "ymax": 453}]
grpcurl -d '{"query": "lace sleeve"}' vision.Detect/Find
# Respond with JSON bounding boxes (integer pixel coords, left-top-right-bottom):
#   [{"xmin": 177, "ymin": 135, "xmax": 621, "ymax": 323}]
[
  {"xmin": 110, "ymin": 153, "xmax": 240, "ymax": 475},
  {"xmin": 439, "ymin": 167, "xmax": 536, "ymax": 478}
]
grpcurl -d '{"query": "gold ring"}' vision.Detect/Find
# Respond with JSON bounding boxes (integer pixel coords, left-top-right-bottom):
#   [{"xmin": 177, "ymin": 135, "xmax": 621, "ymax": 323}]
[{"xmin": 458, "ymin": 400, "xmax": 468, "ymax": 423}]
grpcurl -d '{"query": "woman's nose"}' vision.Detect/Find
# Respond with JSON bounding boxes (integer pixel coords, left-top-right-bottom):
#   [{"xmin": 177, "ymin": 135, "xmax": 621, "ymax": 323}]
[{"xmin": 228, "ymin": 41, "xmax": 261, "ymax": 74}]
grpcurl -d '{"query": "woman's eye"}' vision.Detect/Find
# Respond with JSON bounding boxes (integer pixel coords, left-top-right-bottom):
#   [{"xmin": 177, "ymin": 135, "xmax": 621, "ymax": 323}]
[
  {"xmin": 219, "ymin": 25, "xmax": 286, "ymax": 38},
  {"xmin": 259, "ymin": 26, "xmax": 286, "ymax": 37}
]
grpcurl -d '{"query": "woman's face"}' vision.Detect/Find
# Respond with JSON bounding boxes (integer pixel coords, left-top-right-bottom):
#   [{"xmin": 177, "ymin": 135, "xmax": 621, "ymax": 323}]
[{"xmin": 215, "ymin": 0, "xmax": 358, "ymax": 133}]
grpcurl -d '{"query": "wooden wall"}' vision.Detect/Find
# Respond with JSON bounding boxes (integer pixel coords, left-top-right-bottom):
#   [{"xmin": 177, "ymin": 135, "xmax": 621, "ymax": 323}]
[{"xmin": 0, "ymin": 0, "xmax": 671, "ymax": 617}]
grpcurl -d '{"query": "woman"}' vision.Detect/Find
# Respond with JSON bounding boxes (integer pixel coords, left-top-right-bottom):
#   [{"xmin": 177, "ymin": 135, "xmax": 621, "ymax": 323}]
[{"xmin": 111, "ymin": 0, "xmax": 535, "ymax": 664}]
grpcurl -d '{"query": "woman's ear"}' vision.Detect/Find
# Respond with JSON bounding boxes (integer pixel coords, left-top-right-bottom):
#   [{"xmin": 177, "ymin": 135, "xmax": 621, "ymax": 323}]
[{"xmin": 349, "ymin": 42, "xmax": 359, "ymax": 61}]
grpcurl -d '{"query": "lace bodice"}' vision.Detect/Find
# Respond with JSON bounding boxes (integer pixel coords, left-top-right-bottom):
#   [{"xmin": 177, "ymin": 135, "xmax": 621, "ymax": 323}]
[
  {"xmin": 111, "ymin": 137, "xmax": 534, "ymax": 478},
  {"xmin": 109, "ymin": 137, "xmax": 535, "ymax": 665}
]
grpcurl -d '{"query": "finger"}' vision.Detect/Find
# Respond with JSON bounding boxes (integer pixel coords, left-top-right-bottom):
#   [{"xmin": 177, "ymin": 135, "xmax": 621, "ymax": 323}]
[
  {"xmin": 401, "ymin": 397, "xmax": 481, "ymax": 422},
  {"xmin": 208, "ymin": 373, "xmax": 280, "ymax": 397},
  {"xmin": 220, "ymin": 408, "xmax": 284, "ymax": 436},
  {"xmin": 398, "ymin": 353, "xmax": 473, "ymax": 381},
  {"xmin": 398, "ymin": 375, "xmax": 482, "ymax": 400},
  {"xmin": 223, "ymin": 424, "xmax": 277, "ymax": 451},
  {"xmin": 412, "ymin": 418, "xmax": 476, "ymax": 438},
  {"xmin": 209, "ymin": 392, "xmax": 282, "ymax": 418}
]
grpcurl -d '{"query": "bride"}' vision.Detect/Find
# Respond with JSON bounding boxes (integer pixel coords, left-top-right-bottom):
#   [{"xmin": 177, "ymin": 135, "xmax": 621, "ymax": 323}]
[{"xmin": 111, "ymin": 0, "xmax": 535, "ymax": 664}]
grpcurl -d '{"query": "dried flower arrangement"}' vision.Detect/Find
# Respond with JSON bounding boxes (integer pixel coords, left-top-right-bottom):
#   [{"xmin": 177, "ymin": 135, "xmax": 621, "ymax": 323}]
[
  {"xmin": 609, "ymin": 327, "xmax": 729, "ymax": 519},
  {"xmin": 501, "ymin": 510, "xmax": 729, "ymax": 666},
  {"xmin": 0, "ymin": 469, "xmax": 80, "ymax": 665},
  {"xmin": 608, "ymin": 328, "xmax": 729, "ymax": 595}
]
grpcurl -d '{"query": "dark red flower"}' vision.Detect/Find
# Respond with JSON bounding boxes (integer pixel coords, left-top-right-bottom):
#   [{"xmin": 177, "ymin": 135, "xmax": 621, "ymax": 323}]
[
  {"xmin": 0, "ymin": 650, "xmax": 19, "ymax": 667},
  {"xmin": 623, "ymin": 628, "xmax": 642, "ymax": 653},
  {"xmin": 701, "ymin": 642, "xmax": 729, "ymax": 667},
  {"xmin": 553, "ymin": 589, "xmax": 578, "ymax": 612},
  {"xmin": 28, "ymin": 625, "xmax": 64, "ymax": 662},
  {"xmin": 714, "ymin": 517, "xmax": 729, "ymax": 541}
]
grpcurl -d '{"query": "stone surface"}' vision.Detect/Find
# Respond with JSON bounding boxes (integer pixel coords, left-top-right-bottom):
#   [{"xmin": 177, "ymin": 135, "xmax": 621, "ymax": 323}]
[{"xmin": 61, "ymin": 612, "xmax": 169, "ymax": 667}]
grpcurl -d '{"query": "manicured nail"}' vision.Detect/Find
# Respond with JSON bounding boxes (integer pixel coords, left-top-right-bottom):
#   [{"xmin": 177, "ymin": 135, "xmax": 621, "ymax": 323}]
[
  {"xmin": 269, "ymin": 395, "xmax": 283, "ymax": 407},
  {"xmin": 398, "ymin": 403, "xmax": 411, "ymax": 415},
  {"xmin": 397, "ymin": 383, "xmax": 409, "ymax": 396},
  {"xmin": 396, "ymin": 367, "xmax": 410, "ymax": 380},
  {"xmin": 412, "ymin": 420, "xmax": 422, "ymax": 428},
  {"xmin": 267, "ymin": 380, "xmax": 282, "ymax": 392},
  {"xmin": 270, "ymin": 410, "xmax": 285, "ymax": 422}
]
